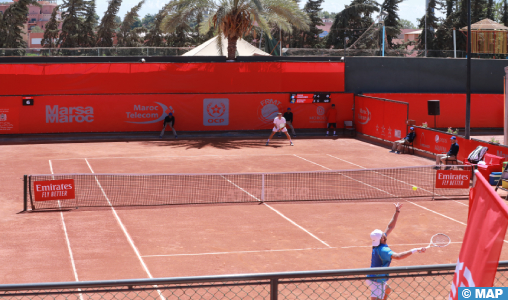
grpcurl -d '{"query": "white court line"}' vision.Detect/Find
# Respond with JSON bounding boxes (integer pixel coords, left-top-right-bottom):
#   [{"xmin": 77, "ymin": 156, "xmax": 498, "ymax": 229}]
[
  {"xmin": 84, "ymin": 159, "xmax": 166, "ymax": 300},
  {"xmin": 220, "ymin": 175, "xmax": 331, "ymax": 248},
  {"xmin": 295, "ymin": 155, "xmax": 471, "ymax": 228},
  {"xmin": 319, "ymin": 156, "xmax": 508, "ymax": 243},
  {"xmin": 143, "ymin": 242, "xmax": 464, "ymax": 258},
  {"xmin": 326, "ymin": 154, "xmax": 469, "ymax": 207},
  {"xmin": 51, "ymin": 154, "xmax": 308, "ymax": 161},
  {"xmin": 50, "ymin": 160, "xmax": 83, "ymax": 300}
]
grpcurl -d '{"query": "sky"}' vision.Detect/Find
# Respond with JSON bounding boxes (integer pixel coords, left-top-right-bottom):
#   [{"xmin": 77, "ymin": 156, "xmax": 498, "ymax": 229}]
[{"xmin": 94, "ymin": 0, "xmax": 431, "ymax": 29}]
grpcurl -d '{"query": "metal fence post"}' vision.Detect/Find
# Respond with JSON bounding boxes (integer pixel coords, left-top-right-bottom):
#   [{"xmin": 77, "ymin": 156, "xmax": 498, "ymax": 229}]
[
  {"xmin": 270, "ymin": 278, "xmax": 278, "ymax": 300},
  {"xmin": 23, "ymin": 175, "xmax": 27, "ymax": 212}
]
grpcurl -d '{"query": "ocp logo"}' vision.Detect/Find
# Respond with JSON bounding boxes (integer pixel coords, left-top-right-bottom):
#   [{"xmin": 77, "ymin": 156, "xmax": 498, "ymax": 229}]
[
  {"xmin": 316, "ymin": 106, "xmax": 325, "ymax": 116},
  {"xmin": 203, "ymin": 98, "xmax": 229, "ymax": 126}
]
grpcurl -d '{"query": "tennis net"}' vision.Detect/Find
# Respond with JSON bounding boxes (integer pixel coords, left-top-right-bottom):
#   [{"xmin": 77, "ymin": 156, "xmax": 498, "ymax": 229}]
[{"xmin": 24, "ymin": 165, "xmax": 474, "ymax": 211}]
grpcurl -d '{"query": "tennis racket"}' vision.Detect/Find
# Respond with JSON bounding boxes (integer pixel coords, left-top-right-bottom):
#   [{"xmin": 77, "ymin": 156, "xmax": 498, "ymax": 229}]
[
  {"xmin": 279, "ymin": 123, "xmax": 285, "ymax": 129},
  {"xmin": 426, "ymin": 233, "xmax": 451, "ymax": 249}
]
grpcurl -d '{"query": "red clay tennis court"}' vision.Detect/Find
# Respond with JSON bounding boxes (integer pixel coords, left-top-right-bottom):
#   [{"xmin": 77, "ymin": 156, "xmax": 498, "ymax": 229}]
[{"xmin": 2, "ymin": 136, "xmax": 508, "ymax": 288}]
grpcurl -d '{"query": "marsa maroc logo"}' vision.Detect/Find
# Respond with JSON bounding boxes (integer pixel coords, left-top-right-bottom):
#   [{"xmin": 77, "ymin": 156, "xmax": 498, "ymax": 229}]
[{"xmin": 46, "ymin": 105, "xmax": 94, "ymax": 123}]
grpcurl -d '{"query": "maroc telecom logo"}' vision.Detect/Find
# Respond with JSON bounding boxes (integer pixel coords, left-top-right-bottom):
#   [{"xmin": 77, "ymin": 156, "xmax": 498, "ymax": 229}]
[
  {"xmin": 125, "ymin": 102, "xmax": 172, "ymax": 124},
  {"xmin": 258, "ymin": 99, "xmax": 281, "ymax": 123}
]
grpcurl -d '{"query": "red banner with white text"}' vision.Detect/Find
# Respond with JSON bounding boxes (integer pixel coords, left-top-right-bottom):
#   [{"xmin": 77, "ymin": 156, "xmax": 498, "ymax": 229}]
[
  {"xmin": 354, "ymin": 96, "xmax": 408, "ymax": 142},
  {"xmin": 449, "ymin": 172, "xmax": 508, "ymax": 298},
  {"xmin": 0, "ymin": 93, "xmax": 354, "ymax": 134},
  {"xmin": 413, "ymin": 127, "xmax": 508, "ymax": 162}
]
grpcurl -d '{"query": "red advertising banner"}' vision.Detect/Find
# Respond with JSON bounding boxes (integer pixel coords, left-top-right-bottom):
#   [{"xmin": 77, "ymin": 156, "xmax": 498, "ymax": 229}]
[
  {"xmin": 354, "ymin": 96, "xmax": 408, "ymax": 142},
  {"xmin": 0, "ymin": 62, "xmax": 345, "ymax": 96},
  {"xmin": 366, "ymin": 93, "xmax": 504, "ymax": 128},
  {"xmin": 34, "ymin": 179, "xmax": 75, "ymax": 201},
  {"xmin": 0, "ymin": 108, "xmax": 19, "ymax": 133},
  {"xmin": 435, "ymin": 170, "xmax": 471, "ymax": 188},
  {"xmin": 0, "ymin": 93, "xmax": 354, "ymax": 134},
  {"xmin": 449, "ymin": 172, "xmax": 508, "ymax": 298},
  {"xmin": 413, "ymin": 127, "xmax": 508, "ymax": 162}
]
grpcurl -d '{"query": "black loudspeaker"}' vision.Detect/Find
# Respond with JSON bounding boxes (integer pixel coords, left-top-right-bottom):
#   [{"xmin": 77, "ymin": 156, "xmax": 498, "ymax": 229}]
[{"xmin": 428, "ymin": 100, "xmax": 440, "ymax": 115}]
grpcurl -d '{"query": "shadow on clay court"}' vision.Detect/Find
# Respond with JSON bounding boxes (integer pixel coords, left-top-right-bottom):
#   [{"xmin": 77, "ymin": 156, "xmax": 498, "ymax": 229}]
[{"xmin": 145, "ymin": 139, "xmax": 289, "ymax": 150}]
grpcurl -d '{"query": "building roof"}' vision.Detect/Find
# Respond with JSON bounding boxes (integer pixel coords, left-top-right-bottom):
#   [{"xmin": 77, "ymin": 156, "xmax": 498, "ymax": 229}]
[
  {"xmin": 397, "ymin": 29, "xmax": 419, "ymax": 39},
  {"xmin": 182, "ymin": 35, "xmax": 270, "ymax": 56},
  {"xmin": 460, "ymin": 18, "xmax": 508, "ymax": 31},
  {"xmin": 405, "ymin": 30, "xmax": 422, "ymax": 35}
]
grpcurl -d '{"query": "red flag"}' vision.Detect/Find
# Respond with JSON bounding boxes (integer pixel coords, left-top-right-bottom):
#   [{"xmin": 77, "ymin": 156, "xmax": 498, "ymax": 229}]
[{"xmin": 449, "ymin": 171, "xmax": 508, "ymax": 299}]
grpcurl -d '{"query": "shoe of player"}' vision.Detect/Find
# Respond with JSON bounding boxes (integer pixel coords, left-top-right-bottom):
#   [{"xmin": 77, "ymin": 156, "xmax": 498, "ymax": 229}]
[
  {"xmin": 159, "ymin": 135, "xmax": 162, "ymax": 139},
  {"xmin": 290, "ymin": 142, "xmax": 294, "ymax": 146},
  {"xmin": 396, "ymin": 151, "xmax": 401, "ymax": 154},
  {"xmin": 175, "ymin": 135, "xmax": 178, "ymax": 138},
  {"xmin": 389, "ymin": 150, "xmax": 395, "ymax": 153},
  {"xmin": 266, "ymin": 142, "xmax": 269, "ymax": 146}
]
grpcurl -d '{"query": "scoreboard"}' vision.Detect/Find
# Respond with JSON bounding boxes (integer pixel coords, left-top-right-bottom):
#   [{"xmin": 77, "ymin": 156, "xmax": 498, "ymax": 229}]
[{"xmin": 290, "ymin": 93, "xmax": 331, "ymax": 104}]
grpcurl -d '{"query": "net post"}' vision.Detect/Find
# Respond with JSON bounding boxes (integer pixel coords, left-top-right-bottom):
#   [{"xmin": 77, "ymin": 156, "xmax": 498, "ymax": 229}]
[
  {"xmin": 261, "ymin": 174, "xmax": 265, "ymax": 202},
  {"xmin": 23, "ymin": 175, "xmax": 27, "ymax": 212},
  {"xmin": 28, "ymin": 176, "xmax": 35, "ymax": 211}
]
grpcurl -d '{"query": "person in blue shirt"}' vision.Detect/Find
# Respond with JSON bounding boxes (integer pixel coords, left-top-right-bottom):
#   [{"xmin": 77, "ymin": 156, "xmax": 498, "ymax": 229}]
[
  {"xmin": 389, "ymin": 127, "xmax": 416, "ymax": 154},
  {"xmin": 436, "ymin": 136, "xmax": 459, "ymax": 166},
  {"xmin": 367, "ymin": 203, "xmax": 427, "ymax": 300}
]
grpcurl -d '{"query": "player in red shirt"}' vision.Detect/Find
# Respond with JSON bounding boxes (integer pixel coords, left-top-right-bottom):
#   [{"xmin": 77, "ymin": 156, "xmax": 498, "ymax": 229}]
[{"xmin": 326, "ymin": 104, "xmax": 337, "ymax": 136}]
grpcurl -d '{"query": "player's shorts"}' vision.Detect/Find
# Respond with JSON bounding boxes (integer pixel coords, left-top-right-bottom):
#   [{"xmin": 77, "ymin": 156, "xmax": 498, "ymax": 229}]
[
  {"xmin": 273, "ymin": 126, "xmax": 288, "ymax": 132},
  {"xmin": 366, "ymin": 280, "xmax": 388, "ymax": 299},
  {"xmin": 328, "ymin": 123, "xmax": 337, "ymax": 128}
]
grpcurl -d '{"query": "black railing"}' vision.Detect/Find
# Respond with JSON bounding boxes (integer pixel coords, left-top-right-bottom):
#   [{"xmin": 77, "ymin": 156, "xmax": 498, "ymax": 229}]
[{"xmin": 1, "ymin": 261, "xmax": 507, "ymax": 299}]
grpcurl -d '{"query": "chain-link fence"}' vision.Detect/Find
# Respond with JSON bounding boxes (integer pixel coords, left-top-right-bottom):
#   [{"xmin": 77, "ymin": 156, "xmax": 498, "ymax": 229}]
[
  {"xmin": 0, "ymin": 47, "xmax": 194, "ymax": 57},
  {"xmin": 1, "ymin": 261, "xmax": 507, "ymax": 299}
]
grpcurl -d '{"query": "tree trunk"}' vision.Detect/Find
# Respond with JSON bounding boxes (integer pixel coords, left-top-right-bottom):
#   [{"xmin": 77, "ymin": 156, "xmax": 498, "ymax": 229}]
[{"xmin": 227, "ymin": 35, "xmax": 238, "ymax": 60}]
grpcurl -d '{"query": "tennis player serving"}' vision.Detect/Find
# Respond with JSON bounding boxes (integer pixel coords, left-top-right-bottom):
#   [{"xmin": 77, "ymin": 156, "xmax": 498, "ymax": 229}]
[
  {"xmin": 266, "ymin": 112, "xmax": 293, "ymax": 146},
  {"xmin": 367, "ymin": 203, "xmax": 426, "ymax": 300}
]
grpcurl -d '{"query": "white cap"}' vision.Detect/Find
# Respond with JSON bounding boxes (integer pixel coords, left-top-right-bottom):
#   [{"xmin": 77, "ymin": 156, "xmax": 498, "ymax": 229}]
[{"xmin": 370, "ymin": 229, "xmax": 384, "ymax": 247}]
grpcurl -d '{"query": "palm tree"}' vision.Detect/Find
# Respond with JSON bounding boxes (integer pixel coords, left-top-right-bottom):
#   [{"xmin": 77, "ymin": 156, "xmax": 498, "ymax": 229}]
[{"xmin": 161, "ymin": 0, "xmax": 310, "ymax": 60}]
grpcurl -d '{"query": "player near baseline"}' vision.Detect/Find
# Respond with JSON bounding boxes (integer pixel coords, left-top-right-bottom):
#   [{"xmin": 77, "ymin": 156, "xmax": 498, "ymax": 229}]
[
  {"xmin": 266, "ymin": 112, "xmax": 294, "ymax": 146},
  {"xmin": 366, "ymin": 203, "xmax": 427, "ymax": 300}
]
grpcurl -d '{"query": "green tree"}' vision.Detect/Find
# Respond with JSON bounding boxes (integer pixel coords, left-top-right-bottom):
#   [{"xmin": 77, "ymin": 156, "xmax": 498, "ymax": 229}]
[
  {"xmin": 80, "ymin": 0, "xmax": 97, "ymax": 47},
  {"xmin": 58, "ymin": 0, "xmax": 86, "ymax": 47},
  {"xmin": 416, "ymin": 0, "xmax": 441, "ymax": 55},
  {"xmin": 445, "ymin": 0, "xmax": 454, "ymax": 18},
  {"xmin": 96, "ymin": 0, "xmax": 122, "ymax": 47},
  {"xmin": 117, "ymin": 0, "xmax": 145, "ymax": 47},
  {"xmin": 142, "ymin": 13, "xmax": 155, "ymax": 29},
  {"xmin": 161, "ymin": 0, "xmax": 310, "ymax": 60},
  {"xmin": 326, "ymin": 0, "xmax": 380, "ymax": 49},
  {"xmin": 487, "ymin": 0, "xmax": 495, "ymax": 19},
  {"xmin": 398, "ymin": 18, "xmax": 415, "ymax": 28},
  {"xmin": 381, "ymin": 0, "xmax": 403, "ymax": 47},
  {"xmin": 303, "ymin": 0, "xmax": 324, "ymax": 47},
  {"xmin": 3, "ymin": 0, "xmax": 40, "ymax": 54},
  {"xmin": 472, "ymin": 0, "xmax": 487, "ymax": 23},
  {"xmin": 144, "ymin": 8, "xmax": 168, "ymax": 46},
  {"xmin": 42, "ymin": 6, "xmax": 60, "ymax": 48},
  {"xmin": 131, "ymin": 16, "xmax": 142, "ymax": 29},
  {"xmin": 31, "ymin": 26, "xmax": 44, "ymax": 33},
  {"xmin": 0, "ymin": 11, "xmax": 7, "ymax": 48},
  {"xmin": 502, "ymin": 0, "xmax": 508, "ymax": 25}
]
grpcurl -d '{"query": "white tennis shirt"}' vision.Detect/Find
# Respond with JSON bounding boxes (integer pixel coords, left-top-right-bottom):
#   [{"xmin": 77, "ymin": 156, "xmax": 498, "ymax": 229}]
[{"xmin": 273, "ymin": 117, "xmax": 286, "ymax": 128}]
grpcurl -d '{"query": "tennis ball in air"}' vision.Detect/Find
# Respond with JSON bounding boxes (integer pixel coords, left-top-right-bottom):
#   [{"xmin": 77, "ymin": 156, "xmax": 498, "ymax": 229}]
[{"xmin": 412, "ymin": 186, "xmax": 418, "ymax": 191}]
